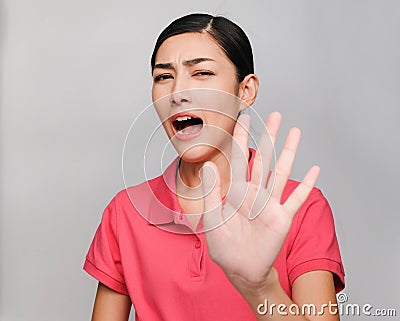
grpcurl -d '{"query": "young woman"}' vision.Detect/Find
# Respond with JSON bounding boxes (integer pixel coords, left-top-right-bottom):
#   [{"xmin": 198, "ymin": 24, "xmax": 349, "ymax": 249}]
[{"xmin": 84, "ymin": 13, "xmax": 345, "ymax": 321}]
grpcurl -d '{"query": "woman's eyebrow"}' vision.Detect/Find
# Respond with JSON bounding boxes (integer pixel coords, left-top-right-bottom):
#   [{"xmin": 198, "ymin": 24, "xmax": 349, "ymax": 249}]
[
  {"xmin": 182, "ymin": 57, "xmax": 215, "ymax": 66},
  {"xmin": 154, "ymin": 62, "xmax": 174, "ymax": 70},
  {"xmin": 154, "ymin": 58, "xmax": 215, "ymax": 70}
]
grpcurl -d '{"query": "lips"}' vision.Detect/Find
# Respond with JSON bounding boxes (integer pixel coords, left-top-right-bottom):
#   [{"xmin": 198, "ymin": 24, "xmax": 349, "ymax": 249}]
[{"xmin": 171, "ymin": 112, "xmax": 204, "ymax": 138}]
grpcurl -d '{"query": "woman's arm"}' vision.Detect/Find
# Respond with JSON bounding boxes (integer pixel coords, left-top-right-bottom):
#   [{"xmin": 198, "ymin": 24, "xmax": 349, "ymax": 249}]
[
  {"xmin": 242, "ymin": 269, "xmax": 339, "ymax": 321},
  {"xmin": 91, "ymin": 282, "xmax": 132, "ymax": 321},
  {"xmin": 292, "ymin": 270, "xmax": 339, "ymax": 320}
]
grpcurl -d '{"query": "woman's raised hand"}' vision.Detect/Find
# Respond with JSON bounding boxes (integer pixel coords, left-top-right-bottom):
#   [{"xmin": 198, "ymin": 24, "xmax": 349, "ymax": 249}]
[{"xmin": 201, "ymin": 112, "xmax": 320, "ymax": 296}]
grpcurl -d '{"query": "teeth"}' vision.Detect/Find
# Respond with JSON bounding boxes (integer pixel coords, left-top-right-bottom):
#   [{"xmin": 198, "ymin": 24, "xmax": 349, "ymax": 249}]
[
  {"xmin": 178, "ymin": 130, "xmax": 184, "ymax": 134},
  {"xmin": 176, "ymin": 116, "xmax": 192, "ymax": 122}
]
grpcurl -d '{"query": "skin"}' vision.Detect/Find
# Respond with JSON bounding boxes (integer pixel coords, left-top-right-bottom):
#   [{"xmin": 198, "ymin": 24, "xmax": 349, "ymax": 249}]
[
  {"xmin": 90, "ymin": 32, "xmax": 340, "ymax": 321},
  {"xmin": 91, "ymin": 283, "xmax": 131, "ymax": 321}
]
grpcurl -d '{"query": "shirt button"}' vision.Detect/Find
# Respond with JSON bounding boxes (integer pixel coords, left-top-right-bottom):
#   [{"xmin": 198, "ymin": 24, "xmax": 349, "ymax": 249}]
[{"xmin": 194, "ymin": 240, "xmax": 201, "ymax": 249}]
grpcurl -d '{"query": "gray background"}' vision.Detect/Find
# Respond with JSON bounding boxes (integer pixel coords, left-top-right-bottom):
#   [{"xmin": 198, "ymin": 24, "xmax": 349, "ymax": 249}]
[{"xmin": 1, "ymin": 0, "xmax": 399, "ymax": 320}]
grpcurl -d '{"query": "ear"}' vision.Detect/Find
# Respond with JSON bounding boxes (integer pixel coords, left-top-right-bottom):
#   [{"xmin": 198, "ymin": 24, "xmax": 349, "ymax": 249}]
[{"xmin": 238, "ymin": 74, "xmax": 259, "ymax": 109}]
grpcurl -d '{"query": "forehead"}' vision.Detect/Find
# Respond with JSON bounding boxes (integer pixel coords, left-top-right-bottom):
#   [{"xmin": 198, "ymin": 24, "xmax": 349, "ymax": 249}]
[{"xmin": 154, "ymin": 32, "xmax": 230, "ymax": 64}]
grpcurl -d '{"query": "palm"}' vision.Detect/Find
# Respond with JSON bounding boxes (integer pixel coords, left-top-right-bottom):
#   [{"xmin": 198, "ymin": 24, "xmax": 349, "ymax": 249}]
[{"xmin": 201, "ymin": 112, "xmax": 320, "ymax": 287}]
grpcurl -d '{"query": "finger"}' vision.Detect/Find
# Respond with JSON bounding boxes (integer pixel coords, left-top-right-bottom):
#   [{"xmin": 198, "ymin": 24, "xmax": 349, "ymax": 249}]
[
  {"xmin": 201, "ymin": 161, "xmax": 224, "ymax": 231},
  {"xmin": 283, "ymin": 165, "xmax": 320, "ymax": 215},
  {"xmin": 248, "ymin": 113, "xmax": 282, "ymax": 219},
  {"xmin": 230, "ymin": 114, "xmax": 250, "ymax": 183},
  {"xmin": 265, "ymin": 112, "xmax": 281, "ymax": 146},
  {"xmin": 249, "ymin": 112, "xmax": 281, "ymax": 215},
  {"xmin": 254, "ymin": 112, "xmax": 282, "ymax": 188},
  {"xmin": 271, "ymin": 127, "xmax": 301, "ymax": 201}
]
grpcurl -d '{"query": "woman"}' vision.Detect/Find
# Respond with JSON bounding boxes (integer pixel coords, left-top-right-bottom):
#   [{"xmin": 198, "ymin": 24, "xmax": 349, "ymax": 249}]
[{"xmin": 84, "ymin": 13, "xmax": 345, "ymax": 321}]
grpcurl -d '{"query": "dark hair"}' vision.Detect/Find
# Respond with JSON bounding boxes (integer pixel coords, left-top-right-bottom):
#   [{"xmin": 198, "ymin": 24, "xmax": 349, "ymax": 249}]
[{"xmin": 150, "ymin": 13, "xmax": 254, "ymax": 82}]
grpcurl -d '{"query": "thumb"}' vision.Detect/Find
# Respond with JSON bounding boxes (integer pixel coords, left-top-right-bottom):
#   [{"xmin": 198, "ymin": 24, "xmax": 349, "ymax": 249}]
[{"xmin": 201, "ymin": 161, "xmax": 223, "ymax": 231}]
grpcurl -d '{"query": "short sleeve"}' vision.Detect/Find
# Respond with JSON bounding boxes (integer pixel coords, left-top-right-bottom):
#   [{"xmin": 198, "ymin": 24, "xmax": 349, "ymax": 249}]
[
  {"xmin": 286, "ymin": 189, "xmax": 345, "ymax": 293},
  {"xmin": 83, "ymin": 198, "xmax": 128, "ymax": 295}
]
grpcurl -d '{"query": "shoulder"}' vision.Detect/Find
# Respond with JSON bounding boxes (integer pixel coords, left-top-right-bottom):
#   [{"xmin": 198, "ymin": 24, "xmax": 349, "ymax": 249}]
[
  {"xmin": 283, "ymin": 179, "xmax": 334, "ymax": 235},
  {"xmin": 112, "ymin": 175, "xmax": 162, "ymax": 208},
  {"xmin": 283, "ymin": 179, "xmax": 327, "ymax": 207},
  {"xmin": 101, "ymin": 174, "xmax": 164, "ymax": 225}
]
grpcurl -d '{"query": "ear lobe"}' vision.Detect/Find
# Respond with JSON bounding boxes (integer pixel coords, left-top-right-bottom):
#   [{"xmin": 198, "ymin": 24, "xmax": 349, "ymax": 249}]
[{"xmin": 238, "ymin": 74, "xmax": 259, "ymax": 108}]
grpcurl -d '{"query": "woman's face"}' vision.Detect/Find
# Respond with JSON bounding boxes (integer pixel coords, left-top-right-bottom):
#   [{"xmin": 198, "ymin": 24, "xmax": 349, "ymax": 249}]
[{"xmin": 151, "ymin": 32, "xmax": 247, "ymax": 163}]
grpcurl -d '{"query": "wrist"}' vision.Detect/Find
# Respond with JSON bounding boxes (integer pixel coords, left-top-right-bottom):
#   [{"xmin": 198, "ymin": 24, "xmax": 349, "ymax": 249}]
[{"xmin": 227, "ymin": 268, "xmax": 280, "ymax": 305}]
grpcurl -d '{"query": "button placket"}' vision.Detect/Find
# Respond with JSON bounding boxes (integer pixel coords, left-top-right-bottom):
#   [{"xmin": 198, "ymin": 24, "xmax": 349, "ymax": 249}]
[{"xmin": 189, "ymin": 235, "xmax": 204, "ymax": 279}]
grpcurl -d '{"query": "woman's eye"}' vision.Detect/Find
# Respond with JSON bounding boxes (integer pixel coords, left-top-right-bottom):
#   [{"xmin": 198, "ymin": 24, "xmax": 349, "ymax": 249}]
[
  {"xmin": 154, "ymin": 74, "xmax": 173, "ymax": 82},
  {"xmin": 193, "ymin": 71, "xmax": 215, "ymax": 77}
]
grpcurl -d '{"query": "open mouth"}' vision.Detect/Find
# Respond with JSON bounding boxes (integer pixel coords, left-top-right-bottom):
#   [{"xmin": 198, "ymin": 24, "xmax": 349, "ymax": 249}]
[{"xmin": 172, "ymin": 115, "xmax": 203, "ymax": 135}]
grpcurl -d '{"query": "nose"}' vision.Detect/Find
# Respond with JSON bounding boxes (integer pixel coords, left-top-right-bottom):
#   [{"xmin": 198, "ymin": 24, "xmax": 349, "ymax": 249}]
[
  {"xmin": 170, "ymin": 76, "xmax": 192, "ymax": 106},
  {"xmin": 170, "ymin": 90, "xmax": 191, "ymax": 106}
]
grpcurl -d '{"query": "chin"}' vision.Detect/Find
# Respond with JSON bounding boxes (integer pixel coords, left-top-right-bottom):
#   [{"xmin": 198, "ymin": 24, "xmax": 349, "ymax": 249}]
[{"xmin": 177, "ymin": 144, "xmax": 221, "ymax": 164}]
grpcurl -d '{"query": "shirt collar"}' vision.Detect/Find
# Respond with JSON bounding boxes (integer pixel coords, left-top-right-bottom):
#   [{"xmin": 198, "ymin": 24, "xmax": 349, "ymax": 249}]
[{"xmin": 147, "ymin": 157, "xmax": 182, "ymax": 225}]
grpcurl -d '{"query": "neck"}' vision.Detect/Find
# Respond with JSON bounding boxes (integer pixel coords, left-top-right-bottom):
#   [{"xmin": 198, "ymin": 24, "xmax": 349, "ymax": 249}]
[{"xmin": 176, "ymin": 148, "xmax": 232, "ymax": 204}]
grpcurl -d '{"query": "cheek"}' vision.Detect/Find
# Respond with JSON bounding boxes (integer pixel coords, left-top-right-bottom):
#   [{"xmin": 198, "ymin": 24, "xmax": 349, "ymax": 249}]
[
  {"xmin": 152, "ymin": 96, "xmax": 173, "ymax": 138},
  {"xmin": 205, "ymin": 92, "xmax": 242, "ymax": 123},
  {"xmin": 213, "ymin": 70, "xmax": 240, "ymax": 95},
  {"xmin": 152, "ymin": 83, "xmax": 172, "ymax": 102},
  {"xmin": 205, "ymin": 113, "xmax": 237, "ymax": 139},
  {"xmin": 154, "ymin": 109, "xmax": 173, "ymax": 139},
  {"xmin": 151, "ymin": 85, "xmax": 160, "ymax": 103},
  {"xmin": 152, "ymin": 87, "xmax": 167, "ymax": 117},
  {"xmin": 153, "ymin": 102, "xmax": 167, "ymax": 123}
]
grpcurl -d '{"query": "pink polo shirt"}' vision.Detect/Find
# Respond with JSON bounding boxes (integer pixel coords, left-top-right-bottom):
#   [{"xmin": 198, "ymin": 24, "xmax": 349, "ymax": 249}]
[{"xmin": 83, "ymin": 148, "xmax": 345, "ymax": 321}]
